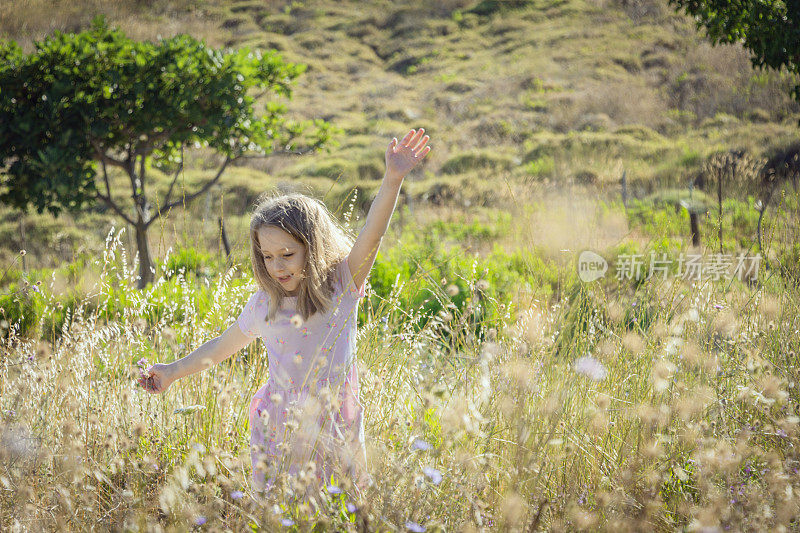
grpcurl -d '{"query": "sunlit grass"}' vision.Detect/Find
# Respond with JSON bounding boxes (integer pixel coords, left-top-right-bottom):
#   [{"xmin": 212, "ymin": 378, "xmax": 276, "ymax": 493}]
[{"xmin": 2, "ymin": 206, "xmax": 799, "ymax": 530}]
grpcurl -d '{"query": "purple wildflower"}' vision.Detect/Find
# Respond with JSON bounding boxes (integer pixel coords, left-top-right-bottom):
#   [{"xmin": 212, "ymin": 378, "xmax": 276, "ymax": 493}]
[
  {"xmin": 230, "ymin": 490, "xmax": 244, "ymax": 500},
  {"xmin": 422, "ymin": 466, "xmax": 442, "ymax": 485},
  {"xmin": 411, "ymin": 438, "xmax": 432, "ymax": 451},
  {"xmin": 194, "ymin": 516, "xmax": 207, "ymax": 526},
  {"xmin": 327, "ymin": 485, "xmax": 343, "ymax": 495},
  {"xmin": 346, "ymin": 502, "xmax": 357, "ymax": 513},
  {"xmin": 281, "ymin": 518, "xmax": 295, "ymax": 526},
  {"xmin": 405, "ymin": 521, "xmax": 425, "ymax": 532}
]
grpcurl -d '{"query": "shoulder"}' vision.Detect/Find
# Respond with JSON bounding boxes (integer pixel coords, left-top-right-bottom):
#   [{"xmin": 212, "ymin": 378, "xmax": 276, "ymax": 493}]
[{"xmin": 332, "ymin": 254, "xmax": 367, "ymax": 299}]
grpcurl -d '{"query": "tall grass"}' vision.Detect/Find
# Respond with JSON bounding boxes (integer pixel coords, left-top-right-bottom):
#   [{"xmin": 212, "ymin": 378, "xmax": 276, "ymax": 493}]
[{"xmin": 2, "ymin": 212, "xmax": 799, "ymax": 531}]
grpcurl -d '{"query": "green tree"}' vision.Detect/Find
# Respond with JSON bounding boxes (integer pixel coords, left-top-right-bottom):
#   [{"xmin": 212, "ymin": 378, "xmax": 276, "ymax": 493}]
[
  {"xmin": 0, "ymin": 16, "xmax": 337, "ymax": 287},
  {"xmin": 668, "ymin": 0, "xmax": 800, "ymax": 115}
]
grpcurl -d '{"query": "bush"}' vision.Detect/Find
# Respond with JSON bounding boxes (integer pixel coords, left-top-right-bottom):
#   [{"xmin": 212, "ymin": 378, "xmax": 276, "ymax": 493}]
[
  {"xmin": 0, "ymin": 287, "xmax": 39, "ymax": 338},
  {"xmin": 440, "ymin": 150, "xmax": 514, "ymax": 174},
  {"xmin": 162, "ymin": 246, "xmax": 217, "ymax": 279}
]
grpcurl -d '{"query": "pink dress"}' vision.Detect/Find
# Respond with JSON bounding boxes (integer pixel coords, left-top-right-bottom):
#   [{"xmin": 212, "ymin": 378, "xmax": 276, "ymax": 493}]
[{"xmin": 237, "ymin": 255, "xmax": 369, "ymax": 495}]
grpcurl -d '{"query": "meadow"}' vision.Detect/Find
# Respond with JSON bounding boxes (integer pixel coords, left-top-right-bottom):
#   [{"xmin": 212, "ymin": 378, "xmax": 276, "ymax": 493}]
[{"xmin": 2, "ymin": 0, "xmax": 800, "ymax": 531}]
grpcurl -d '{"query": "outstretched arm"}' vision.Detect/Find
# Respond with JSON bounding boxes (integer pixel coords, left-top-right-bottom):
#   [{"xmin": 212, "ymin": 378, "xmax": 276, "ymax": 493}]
[
  {"xmin": 349, "ymin": 128, "xmax": 432, "ymax": 289},
  {"xmin": 138, "ymin": 322, "xmax": 254, "ymax": 393}
]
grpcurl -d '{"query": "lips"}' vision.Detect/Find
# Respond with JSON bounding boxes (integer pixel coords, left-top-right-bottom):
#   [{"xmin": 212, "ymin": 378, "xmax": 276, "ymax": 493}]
[{"xmin": 277, "ymin": 274, "xmax": 292, "ymax": 283}]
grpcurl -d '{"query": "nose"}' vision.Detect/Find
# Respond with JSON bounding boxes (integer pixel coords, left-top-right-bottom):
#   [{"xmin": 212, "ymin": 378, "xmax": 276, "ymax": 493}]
[{"xmin": 274, "ymin": 258, "xmax": 288, "ymax": 273}]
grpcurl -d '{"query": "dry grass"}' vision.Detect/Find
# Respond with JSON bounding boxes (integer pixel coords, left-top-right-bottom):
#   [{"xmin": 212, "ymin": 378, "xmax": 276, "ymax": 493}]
[{"xmin": 2, "ymin": 221, "xmax": 800, "ymax": 530}]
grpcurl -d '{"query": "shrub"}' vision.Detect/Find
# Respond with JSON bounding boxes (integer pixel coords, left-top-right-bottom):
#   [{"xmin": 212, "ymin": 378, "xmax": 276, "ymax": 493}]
[
  {"xmin": 0, "ymin": 287, "xmax": 39, "ymax": 338},
  {"xmin": 162, "ymin": 246, "xmax": 217, "ymax": 280},
  {"xmin": 440, "ymin": 150, "xmax": 514, "ymax": 174}
]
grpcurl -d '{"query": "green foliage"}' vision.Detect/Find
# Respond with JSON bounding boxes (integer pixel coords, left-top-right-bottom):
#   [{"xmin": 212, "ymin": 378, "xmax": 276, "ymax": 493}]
[
  {"xmin": 628, "ymin": 198, "xmax": 691, "ymax": 237},
  {"xmin": 0, "ymin": 287, "xmax": 38, "ymax": 338},
  {"xmin": 0, "ymin": 16, "xmax": 325, "ymax": 216},
  {"xmin": 524, "ymin": 155, "xmax": 555, "ymax": 178},
  {"xmin": 366, "ymin": 234, "xmax": 544, "ymax": 342},
  {"xmin": 778, "ymin": 242, "xmax": 800, "ymax": 284},
  {"xmin": 440, "ymin": 150, "xmax": 514, "ymax": 174},
  {"xmin": 162, "ymin": 246, "xmax": 217, "ymax": 280},
  {"xmin": 667, "ymin": 0, "xmax": 800, "ymax": 113},
  {"xmin": 426, "ymin": 215, "xmax": 510, "ymax": 243},
  {"xmin": 467, "ymin": 0, "xmax": 531, "ymax": 16}
]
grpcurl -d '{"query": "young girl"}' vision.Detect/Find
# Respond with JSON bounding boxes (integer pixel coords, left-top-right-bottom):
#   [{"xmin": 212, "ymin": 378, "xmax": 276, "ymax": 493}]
[{"xmin": 137, "ymin": 128, "xmax": 431, "ymax": 496}]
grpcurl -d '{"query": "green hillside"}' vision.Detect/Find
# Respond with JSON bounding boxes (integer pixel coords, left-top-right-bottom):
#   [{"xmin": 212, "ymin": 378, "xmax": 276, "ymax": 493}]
[
  {"xmin": 1, "ymin": 0, "xmax": 798, "ymax": 269},
  {"xmin": 4, "ymin": 2, "xmax": 800, "ymax": 531}
]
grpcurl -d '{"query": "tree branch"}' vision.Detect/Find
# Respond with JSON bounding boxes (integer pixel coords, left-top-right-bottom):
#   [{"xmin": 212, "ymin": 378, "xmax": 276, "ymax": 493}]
[
  {"xmin": 159, "ymin": 144, "xmax": 184, "ymax": 212},
  {"xmin": 147, "ymin": 155, "xmax": 231, "ymax": 228},
  {"xmin": 90, "ymin": 140, "xmax": 128, "ymax": 170},
  {"xmin": 96, "ymin": 156, "xmax": 135, "ymax": 225},
  {"xmin": 95, "ymin": 192, "xmax": 135, "ymax": 226}
]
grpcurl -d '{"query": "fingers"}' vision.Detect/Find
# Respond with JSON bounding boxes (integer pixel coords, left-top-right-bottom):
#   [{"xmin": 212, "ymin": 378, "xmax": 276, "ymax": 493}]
[
  {"xmin": 137, "ymin": 374, "xmax": 160, "ymax": 393},
  {"xmin": 404, "ymin": 128, "xmax": 423, "ymax": 147},
  {"xmin": 400, "ymin": 129, "xmax": 415, "ymax": 146},
  {"xmin": 413, "ymin": 134, "xmax": 430, "ymax": 154}
]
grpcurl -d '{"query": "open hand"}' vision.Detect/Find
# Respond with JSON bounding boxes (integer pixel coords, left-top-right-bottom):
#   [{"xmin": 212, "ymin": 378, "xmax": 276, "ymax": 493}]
[
  {"xmin": 385, "ymin": 128, "xmax": 431, "ymax": 181},
  {"xmin": 137, "ymin": 363, "xmax": 175, "ymax": 394}
]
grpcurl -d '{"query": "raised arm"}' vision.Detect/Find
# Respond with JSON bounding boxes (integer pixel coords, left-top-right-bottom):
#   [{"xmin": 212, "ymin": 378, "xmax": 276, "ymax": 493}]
[{"xmin": 348, "ymin": 128, "xmax": 432, "ymax": 289}]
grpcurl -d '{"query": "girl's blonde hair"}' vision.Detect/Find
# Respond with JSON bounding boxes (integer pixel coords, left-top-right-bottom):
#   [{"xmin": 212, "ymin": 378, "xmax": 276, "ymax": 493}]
[{"xmin": 249, "ymin": 192, "xmax": 354, "ymax": 322}]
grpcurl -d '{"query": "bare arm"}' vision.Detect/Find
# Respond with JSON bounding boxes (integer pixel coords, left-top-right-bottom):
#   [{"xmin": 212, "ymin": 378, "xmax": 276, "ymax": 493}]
[
  {"xmin": 170, "ymin": 322, "xmax": 253, "ymax": 381},
  {"xmin": 349, "ymin": 128, "xmax": 431, "ymax": 289}
]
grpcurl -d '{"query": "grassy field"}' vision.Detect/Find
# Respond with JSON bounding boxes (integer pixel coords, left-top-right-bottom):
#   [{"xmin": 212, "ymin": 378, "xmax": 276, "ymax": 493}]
[{"xmin": 2, "ymin": 0, "xmax": 800, "ymax": 530}]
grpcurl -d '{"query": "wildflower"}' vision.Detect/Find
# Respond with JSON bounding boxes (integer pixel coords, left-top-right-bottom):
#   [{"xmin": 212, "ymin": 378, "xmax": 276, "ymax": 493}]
[
  {"xmin": 19, "ymin": 250, "xmax": 26, "ymax": 256},
  {"xmin": 290, "ymin": 314, "xmax": 304, "ymax": 328},
  {"xmin": 327, "ymin": 484, "xmax": 343, "ymax": 494},
  {"xmin": 405, "ymin": 520, "xmax": 425, "ymax": 532},
  {"xmin": 422, "ymin": 466, "xmax": 442, "ymax": 485},
  {"xmin": 476, "ymin": 279, "xmax": 490, "ymax": 291},
  {"xmin": 411, "ymin": 438, "xmax": 432, "ymax": 451},
  {"xmin": 230, "ymin": 490, "xmax": 244, "ymax": 500},
  {"xmin": 346, "ymin": 502, "xmax": 357, "ymax": 513},
  {"xmin": 281, "ymin": 518, "xmax": 295, "ymax": 526},
  {"xmin": 446, "ymin": 284, "xmax": 459, "ymax": 297},
  {"xmin": 573, "ymin": 356, "xmax": 607, "ymax": 381},
  {"xmin": 194, "ymin": 516, "xmax": 206, "ymax": 526}
]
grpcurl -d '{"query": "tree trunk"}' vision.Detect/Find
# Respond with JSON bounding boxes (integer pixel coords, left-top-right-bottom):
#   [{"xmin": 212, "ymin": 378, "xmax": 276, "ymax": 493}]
[{"xmin": 134, "ymin": 221, "xmax": 154, "ymax": 289}]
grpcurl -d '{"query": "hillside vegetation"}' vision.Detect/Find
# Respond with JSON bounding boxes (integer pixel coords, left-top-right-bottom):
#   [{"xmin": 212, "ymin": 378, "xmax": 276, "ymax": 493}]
[
  {"xmin": 3, "ymin": 0, "xmax": 800, "ymax": 531},
  {"xmin": 0, "ymin": 0, "xmax": 798, "ymax": 268}
]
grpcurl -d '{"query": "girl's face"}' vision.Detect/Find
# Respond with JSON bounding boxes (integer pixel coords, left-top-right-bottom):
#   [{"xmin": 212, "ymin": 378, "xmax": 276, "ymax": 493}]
[{"xmin": 257, "ymin": 225, "xmax": 307, "ymax": 296}]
